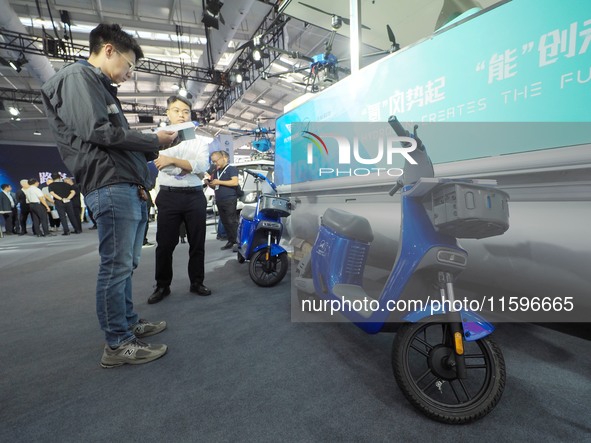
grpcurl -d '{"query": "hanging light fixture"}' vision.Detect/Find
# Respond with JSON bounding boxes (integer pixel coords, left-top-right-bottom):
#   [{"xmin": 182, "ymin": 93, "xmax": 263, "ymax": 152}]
[
  {"xmin": 8, "ymin": 53, "xmax": 28, "ymax": 73},
  {"xmin": 202, "ymin": 0, "xmax": 225, "ymax": 30}
]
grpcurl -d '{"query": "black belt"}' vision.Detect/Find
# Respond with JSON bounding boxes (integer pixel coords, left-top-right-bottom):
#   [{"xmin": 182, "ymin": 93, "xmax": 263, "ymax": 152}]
[{"xmin": 160, "ymin": 185, "xmax": 203, "ymax": 193}]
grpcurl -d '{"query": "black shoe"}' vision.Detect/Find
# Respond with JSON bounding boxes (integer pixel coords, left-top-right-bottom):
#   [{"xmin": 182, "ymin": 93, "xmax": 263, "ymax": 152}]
[
  {"xmin": 148, "ymin": 286, "xmax": 171, "ymax": 304},
  {"xmin": 89, "ymin": 225, "xmax": 97, "ymax": 230},
  {"xmin": 220, "ymin": 241, "xmax": 234, "ymax": 250},
  {"xmin": 190, "ymin": 284, "xmax": 211, "ymax": 296},
  {"xmin": 62, "ymin": 232, "xmax": 71, "ymax": 236},
  {"xmin": 216, "ymin": 235, "xmax": 227, "ymax": 241}
]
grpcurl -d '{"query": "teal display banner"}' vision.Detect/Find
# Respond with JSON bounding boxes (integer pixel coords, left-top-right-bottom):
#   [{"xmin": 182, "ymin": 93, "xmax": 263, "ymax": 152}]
[{"xmin": 275, "ymin": 0, "xmax": 591, "ymax": 185}]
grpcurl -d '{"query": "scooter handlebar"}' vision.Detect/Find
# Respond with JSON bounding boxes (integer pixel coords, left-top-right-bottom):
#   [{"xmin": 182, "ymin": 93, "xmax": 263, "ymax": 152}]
[
  {"xmin": 388, "ymin": 115, "xmax": 408, "ymax": 137},
  {"xmin": 388, "ymin": 115, "xmax": 425, "ymax": 151},
  {"xmin": 244, "ymin": 168, "xmax": 278, "ymax": 192},
  {"xmin": 389, "ymin": 179, "xmax": 404, "ymax": 196}
]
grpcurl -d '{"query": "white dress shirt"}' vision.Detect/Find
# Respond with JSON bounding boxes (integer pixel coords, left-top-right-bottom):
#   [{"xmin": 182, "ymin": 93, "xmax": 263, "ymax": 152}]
[
  {"xmin": 24, "ymin": 186, "xmax": 44, "ymax": 203},
  {"xmin": 156, "ymin": 136, "xmax": 210, "ymax": 188}
]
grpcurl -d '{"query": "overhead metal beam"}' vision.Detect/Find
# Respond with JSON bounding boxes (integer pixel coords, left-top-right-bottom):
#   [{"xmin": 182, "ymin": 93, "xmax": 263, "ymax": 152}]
[
  {"xmin": 0, "ymin": 87, "xmax": 166, "ymax": 115},
  {"xmin": 0, "ymin": 28, "xmax": 222, "ymax": 84}
]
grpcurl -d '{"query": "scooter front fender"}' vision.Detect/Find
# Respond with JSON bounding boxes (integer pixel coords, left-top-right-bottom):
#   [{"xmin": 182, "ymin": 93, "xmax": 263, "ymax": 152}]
[
  {"xmin": 402, "ymin": 306, "xmax": 495, "ymax": 341},
  {"xmin": 252, "ymin": 243, "xmax": 287, "ymax": 257}
]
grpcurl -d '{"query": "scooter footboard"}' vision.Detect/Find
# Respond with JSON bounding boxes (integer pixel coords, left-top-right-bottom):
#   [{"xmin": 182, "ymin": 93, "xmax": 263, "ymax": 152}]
[{"xmin": 402, "ymin": 307, "xmax": 495, "ymax": 341}]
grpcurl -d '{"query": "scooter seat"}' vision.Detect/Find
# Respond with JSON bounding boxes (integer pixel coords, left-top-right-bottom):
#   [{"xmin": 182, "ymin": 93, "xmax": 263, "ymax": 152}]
[
  {"xmin": 241, "ymin": 205, "xmax": 257, "ymax": 221},
  {"xmin": 321, "ymin": 208, "xmax": 374, "ymax": 243}
]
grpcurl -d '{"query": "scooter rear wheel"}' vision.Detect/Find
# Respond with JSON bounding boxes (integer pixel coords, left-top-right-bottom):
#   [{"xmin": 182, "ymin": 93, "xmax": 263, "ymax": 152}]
[
  {"xmin": 249, "ymin": 250, "xmax": 288, "ymax": 287},
  {"xmin": 392, "ymin": 321, "xmax": 505, "ymax": 424}
]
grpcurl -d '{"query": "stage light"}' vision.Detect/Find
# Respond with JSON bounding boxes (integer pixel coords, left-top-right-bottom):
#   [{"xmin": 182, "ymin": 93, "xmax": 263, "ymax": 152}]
[
  {"xmin": 8, "ymin": 106, "xmax": 20, "ymax": 116},
  {"xmin": 9, "ymin": 53, "xmax": 28, "ymax": 73},
  {"xmin": 202, "ymin": 0, "xmax": 224, "ymax": 30}
]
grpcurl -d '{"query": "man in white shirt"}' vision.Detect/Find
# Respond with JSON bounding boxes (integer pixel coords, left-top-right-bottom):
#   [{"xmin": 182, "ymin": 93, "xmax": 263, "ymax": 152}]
[
  {"xmin": 148, "ymin": 95, "xmax": 212, "ymax": 304},
  {"xmin": 24, "ymin": 179, "xmax": 55, "ymax": 237}
]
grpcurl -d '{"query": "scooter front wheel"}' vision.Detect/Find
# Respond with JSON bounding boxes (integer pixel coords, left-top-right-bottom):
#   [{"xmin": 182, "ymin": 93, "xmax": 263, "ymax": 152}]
[
  {"xmin": 249, "ymin": 250, "xmax": 288, "ymax": 287},
  {"xmin": 392, "ymin": 321, "xmax": 505, "ymax": 424}
]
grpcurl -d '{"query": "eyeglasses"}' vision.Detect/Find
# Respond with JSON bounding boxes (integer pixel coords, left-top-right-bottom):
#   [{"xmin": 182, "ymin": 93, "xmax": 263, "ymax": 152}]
[
  {"xmin": 116, "ymin": 50, "xmax": 136, "ymax": 72},
  {"xmin": 168, "ymin": 108, "xmax": 191, "ymax": 116}
]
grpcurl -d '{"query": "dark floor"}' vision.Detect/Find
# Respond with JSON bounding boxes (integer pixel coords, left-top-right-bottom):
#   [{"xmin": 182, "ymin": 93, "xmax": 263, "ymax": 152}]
[{"xmin": 0, "ymin": 224, "xmax": 590, "ymax": 442}]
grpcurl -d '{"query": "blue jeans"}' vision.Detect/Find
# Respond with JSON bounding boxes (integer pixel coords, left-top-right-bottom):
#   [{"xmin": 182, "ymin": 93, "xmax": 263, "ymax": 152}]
[{"xmin": 85, "ymin": 184, "xmax": 147, "ymax": 347}]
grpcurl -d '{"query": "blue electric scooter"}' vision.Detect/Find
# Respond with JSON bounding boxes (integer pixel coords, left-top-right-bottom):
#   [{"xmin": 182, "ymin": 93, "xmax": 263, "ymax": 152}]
[
  {"xmin": 294, "ymin": 116, "xmax": 509, "ymax": 423},
  {"xmin": 237, "ymin": 169, "xmax": 291, "ymax": 287}
]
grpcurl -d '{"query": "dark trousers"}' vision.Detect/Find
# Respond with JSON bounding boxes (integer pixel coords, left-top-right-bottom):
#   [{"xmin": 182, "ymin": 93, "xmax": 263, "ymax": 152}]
[
  {"xmin": 2, "ymin": 212, "xmax": 14, "ymax": 233},
  {"xmin": 55, "ymin": 200, "xmax": 81, "ymax": 233},
  {"xmin": 155, "ymin": 189, "xmax": 207, "ymax": 287},
  {"xmin": 87, "ymin": 207, "xmax": 97, "ymax": 227},
  {"xmin": 216, "ymin": 197, "xmax": 238, "ymax": 244},
  {"xmin": 29, "ymin": 203, "xmax": 50, "ymax": 236},
  {"xmin": 20, "ymin": 204, "xmax": 31, "ymax": 233}
]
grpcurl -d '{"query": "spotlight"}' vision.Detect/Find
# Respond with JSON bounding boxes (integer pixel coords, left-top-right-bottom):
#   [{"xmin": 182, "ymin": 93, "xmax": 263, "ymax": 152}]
[
  {"xmin": 235, "ymin": 72, "xmax": 243, "ymax": 84},
  {"xmin": 9, "ymin": 53, "xmax": 28, "ymax": 73},
  {"xmin": 8, "ymin": 106, "xmax": 20, "ymax": 116},
  {"xmin": 171, "ymin": 84, "xmax": 180, "ymax": 91},
  {"xmin": 179, "ymin": 87, "xmax": 188, "ymax": 97},
  {"xmin": 205, "ymin": 0, "xmax": 223, "ymax": 16},
  {"xmin": 251, "ymin": 46, "xmax": 268, "ymax": 69},
  {"xmin": 33, "ymin": 130, "xmax": 42, "ymax": 136},
  {"xmin": 202, "ymin": 0, "xmax": 224, "ymax": 30}
]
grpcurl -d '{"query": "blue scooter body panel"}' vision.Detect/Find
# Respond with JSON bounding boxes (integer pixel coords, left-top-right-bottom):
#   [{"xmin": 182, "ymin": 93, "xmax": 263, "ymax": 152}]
[
  {"xmin": 402, "ymin": 308, "xmax": 495, "ymax": 341},
  {"xmin": 310, "ymin": 186, "xmax": 494, "ymax": 339},
  {"xmin": 237, "ymin": 171, "xmax": 288, "ymax": 262}
]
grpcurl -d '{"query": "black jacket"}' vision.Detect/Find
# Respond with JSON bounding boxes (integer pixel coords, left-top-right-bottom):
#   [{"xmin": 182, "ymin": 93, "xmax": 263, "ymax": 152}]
[
  {"xmin": 41, "ymin": 61, "xmax": 160, "ymax": 195},
  {"xmin": 0, "ymin": 192, "xmax": 15, "ymax": 212}
]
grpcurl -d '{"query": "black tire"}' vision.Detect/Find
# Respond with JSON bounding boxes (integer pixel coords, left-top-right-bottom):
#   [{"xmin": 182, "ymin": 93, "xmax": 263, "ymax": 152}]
[
  {"xmin": 249, "ymin": 250, "xmax": 288, "ymax": 287},
  {"xmin": 392, "ymin": 321, "xmax": 505, "ymax": 424},
  {"xmin": 237, "ymin": 252, "xmax": 245, "ymax": 264}
]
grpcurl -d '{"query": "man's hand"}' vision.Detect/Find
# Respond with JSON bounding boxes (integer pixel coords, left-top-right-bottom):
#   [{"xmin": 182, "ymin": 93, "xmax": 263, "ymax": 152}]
[
  {"xmin": 154, "ymin": 155, "xmax": 174, "ymax": 170},
  {"xmin": 157, "ymin": 130, "xmax": 178, "ymax": 149},
  {"xmin": 209, "ymin": 179, "xmax": 219, "ymax": 187}
]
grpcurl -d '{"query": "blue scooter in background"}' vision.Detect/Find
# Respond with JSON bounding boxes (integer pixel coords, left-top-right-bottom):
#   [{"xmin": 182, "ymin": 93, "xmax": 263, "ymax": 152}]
[
  {"xmin": 237, "ymin": 169, "xmax": 291, "ymax": 287},
  {"xmin": 294, "ymin": 116, "xmax": 509, "ymax": 423}
]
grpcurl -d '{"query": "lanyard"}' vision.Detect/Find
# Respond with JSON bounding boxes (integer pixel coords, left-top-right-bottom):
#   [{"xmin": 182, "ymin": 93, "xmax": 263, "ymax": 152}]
[{"xmin": 218, "ymin": 164, "xmax": 230, "ymax": 180}]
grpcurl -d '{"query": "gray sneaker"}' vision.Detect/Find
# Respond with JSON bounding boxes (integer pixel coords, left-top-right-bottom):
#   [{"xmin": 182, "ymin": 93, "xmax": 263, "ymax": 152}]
[
  {"xmin": 131, "ymin": 319, "xmax": 167, "ymax": 338},
  {"xmin": 100, "ymin": 338, "xmax": 167, "ymax": 368}
]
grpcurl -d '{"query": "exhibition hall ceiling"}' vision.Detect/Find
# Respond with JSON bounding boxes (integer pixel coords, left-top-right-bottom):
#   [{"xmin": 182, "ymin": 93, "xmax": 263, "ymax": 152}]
[{"xmin": 0, "ymin": 0, "xmax": 501, "ymax": 143}]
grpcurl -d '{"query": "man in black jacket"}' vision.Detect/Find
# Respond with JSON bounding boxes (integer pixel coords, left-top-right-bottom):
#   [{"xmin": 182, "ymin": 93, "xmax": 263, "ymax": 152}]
[
  {"xmin": 0, "ymin": 184, "xmax": 17, "ymax": 235},
  {"xmin": 41, "ymin": 23, "xmax": 178, "ymax": 368}
]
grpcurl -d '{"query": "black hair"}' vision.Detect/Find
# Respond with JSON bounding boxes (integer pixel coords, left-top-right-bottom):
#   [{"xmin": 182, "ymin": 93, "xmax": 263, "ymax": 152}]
[
  {"xmin": 51, "ymin": 172, "xmax": 61, "ymax": 180},
  {"xmin": 27, "ymin": 178, "xmax": 38, "ymax": 185},
  {"xmin": 166, "ymin": 95, "xmax": 192, "ymax": 109},
  {"xmin": 89, "ymin": 23, "xmax": 144, "ymax": 60},
  {"xmin": 1, "ymin": 183, "xmax": 9, "ymax": 190}
]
